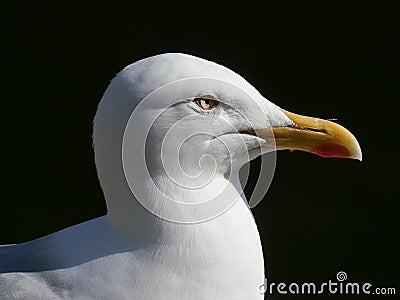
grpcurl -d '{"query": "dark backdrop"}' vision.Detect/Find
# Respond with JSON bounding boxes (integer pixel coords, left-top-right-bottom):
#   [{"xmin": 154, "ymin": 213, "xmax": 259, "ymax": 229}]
[{"xmin": 2, "ymin": 1, "xmax": 399, "ymax": 299}]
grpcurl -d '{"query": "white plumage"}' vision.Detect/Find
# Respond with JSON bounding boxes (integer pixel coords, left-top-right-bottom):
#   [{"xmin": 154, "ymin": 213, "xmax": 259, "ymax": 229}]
[{"xmin": 0, "ymin": 53, "xmax": 361, "ymax": 299}]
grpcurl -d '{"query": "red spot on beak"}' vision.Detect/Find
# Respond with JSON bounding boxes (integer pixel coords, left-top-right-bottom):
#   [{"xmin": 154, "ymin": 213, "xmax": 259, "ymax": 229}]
[{"xmin": 312, "ymin": 143, "xmax": 350, "ymax": 158}]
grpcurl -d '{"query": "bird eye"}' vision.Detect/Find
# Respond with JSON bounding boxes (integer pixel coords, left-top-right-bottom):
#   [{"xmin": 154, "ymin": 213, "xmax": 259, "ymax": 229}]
[{"xmin": 194, "ymin": 97, "xmax": 219, "ymax": 110}]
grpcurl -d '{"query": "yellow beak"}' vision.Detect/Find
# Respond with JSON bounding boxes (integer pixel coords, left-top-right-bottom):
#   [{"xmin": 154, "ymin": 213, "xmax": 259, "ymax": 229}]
[{"xmin": 257, "ymin": 109, "xmax": 362, "ymax": 160}]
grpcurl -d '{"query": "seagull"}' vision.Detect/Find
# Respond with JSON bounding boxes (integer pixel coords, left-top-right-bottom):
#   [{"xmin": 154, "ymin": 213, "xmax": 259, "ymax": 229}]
[{"xmin": 0, "ymin": 53, "xmax": 361, "ymax": 299}]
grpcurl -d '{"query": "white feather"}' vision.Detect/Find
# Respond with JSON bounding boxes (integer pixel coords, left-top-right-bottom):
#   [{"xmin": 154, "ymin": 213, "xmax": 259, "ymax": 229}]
[{"xmin": 0, "ymin": 53, "xmax": 292, "ymax": 299}]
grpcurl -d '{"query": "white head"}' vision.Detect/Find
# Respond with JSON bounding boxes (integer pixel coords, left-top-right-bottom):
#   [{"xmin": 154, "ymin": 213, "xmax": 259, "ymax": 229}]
[{"xmin": 93, "ymin": 53, "xmax": 361, "ymax": 225}]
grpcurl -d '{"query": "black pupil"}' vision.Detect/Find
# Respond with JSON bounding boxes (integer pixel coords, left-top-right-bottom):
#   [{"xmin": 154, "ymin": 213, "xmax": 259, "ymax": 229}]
[{"xmin": 204, "ymin": 99, "xmax": 210, "ymax": 105}]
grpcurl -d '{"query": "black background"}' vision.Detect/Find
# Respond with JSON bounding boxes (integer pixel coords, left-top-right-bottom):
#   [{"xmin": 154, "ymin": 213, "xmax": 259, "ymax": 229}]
[{"xmin": 2, "ymin": 1, "xmax": 399, "ymax": 299}]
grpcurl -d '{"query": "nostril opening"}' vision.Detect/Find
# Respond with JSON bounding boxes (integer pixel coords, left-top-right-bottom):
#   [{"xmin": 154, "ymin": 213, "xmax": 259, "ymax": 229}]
[
  {"xmin": 288, "ymin": 124, "xmax": 327, "ymax": 134},
  {"xmin": 305, "ymin": 127, "xmax": 327, "ymax": 134}
]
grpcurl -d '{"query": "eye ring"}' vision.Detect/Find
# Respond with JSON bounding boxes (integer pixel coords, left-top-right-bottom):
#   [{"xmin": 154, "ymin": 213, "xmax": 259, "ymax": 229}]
[{"xmin": 194, "ymin": 96, "xmax": 219, "ymax": 110}]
